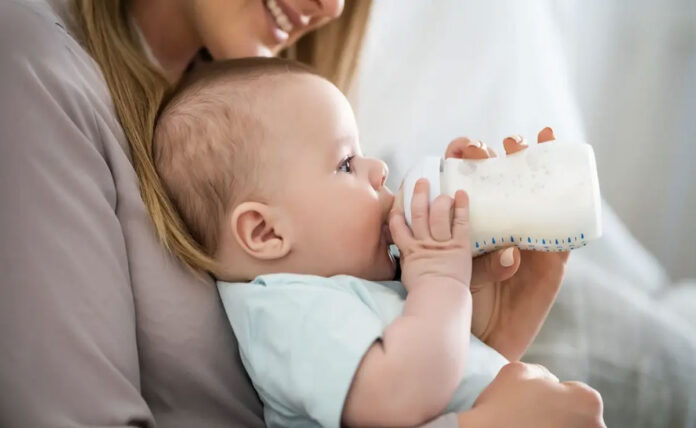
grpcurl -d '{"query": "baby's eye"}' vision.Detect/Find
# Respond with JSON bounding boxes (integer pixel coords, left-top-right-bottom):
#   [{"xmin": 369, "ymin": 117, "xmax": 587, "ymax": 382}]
[{"xmin": 338, "ymin": 155, "xmax": 355, "ymax": 173}]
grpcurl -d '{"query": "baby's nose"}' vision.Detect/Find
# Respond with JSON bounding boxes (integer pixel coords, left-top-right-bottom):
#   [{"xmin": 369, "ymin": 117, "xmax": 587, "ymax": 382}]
[{"xmin": 369, "ymin": 159, "xmax": 389, "ymax": 190}]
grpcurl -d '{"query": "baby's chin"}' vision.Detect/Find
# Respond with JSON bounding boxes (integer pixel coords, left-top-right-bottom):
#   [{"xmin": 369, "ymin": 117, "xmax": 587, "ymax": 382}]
[{"xmin": 360, "ymin": 249, "xmax": 397, "ymax": 282}]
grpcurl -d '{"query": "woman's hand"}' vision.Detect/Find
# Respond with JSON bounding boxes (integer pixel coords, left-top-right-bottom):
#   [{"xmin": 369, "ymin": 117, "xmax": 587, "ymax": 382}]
[
  {"xmin": 457, "ymin": 362, "xmax": 606, "ymax": 428},
  {"xmin": 444, "ymin": 127, "xmax": 570, "ymax": 361}
]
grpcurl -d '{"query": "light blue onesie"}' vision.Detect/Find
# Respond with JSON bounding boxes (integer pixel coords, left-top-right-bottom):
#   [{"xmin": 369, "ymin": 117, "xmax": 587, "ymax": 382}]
[{"xmin": 218, "ymin": 274, "xmax": 508, "ymax": 428}]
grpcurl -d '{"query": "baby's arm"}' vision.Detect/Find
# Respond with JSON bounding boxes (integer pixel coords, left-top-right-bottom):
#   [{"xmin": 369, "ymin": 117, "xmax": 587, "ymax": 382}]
[
  {"xmin": 342, "ymin": 183, "xmax": 473, "ymax": 427},
  {"xmin": 342, "ymin": 278, "xmax": 471, "ymax": 426}
]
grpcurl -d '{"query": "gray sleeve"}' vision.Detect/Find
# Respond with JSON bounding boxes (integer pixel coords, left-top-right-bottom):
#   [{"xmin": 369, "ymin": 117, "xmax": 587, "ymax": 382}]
[{"xmin": 0, "ymin": 2, "xmax": 153, "ymax": 426}]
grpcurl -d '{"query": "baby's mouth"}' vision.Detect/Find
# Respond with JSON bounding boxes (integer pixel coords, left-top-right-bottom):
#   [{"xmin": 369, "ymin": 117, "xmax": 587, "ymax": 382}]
[{"xmin": 381, "ymin": 223, "xmax": 393, "ymax": 245}]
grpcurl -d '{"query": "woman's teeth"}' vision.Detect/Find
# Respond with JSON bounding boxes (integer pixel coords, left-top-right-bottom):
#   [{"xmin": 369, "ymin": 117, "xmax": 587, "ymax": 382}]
[{"xmin": 265, "ymin": 0, "xmax": 294, "ymax": 33}]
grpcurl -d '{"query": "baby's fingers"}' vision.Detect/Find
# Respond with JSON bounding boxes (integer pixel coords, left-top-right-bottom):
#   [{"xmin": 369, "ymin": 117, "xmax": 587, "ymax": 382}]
[
  {"xmin": 452, "ymin": 190, "xmax": 471, "ymax": 246},
  {"xmin": 410, "ymin": 178, "xmax": 431, "ymax": 240},
  {"xmin": 389, "ymin": 211, "xmax": 413, "ymax": 251},
  {"xmin": 429, "ymin": 194, "xmax": 454, "ymax": 242}
]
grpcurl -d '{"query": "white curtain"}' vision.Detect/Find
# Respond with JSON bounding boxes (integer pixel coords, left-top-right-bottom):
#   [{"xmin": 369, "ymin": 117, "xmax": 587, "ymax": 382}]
[
  {"xmin": 351, "ymin": 0, "xmax": 696, "ymax": 281},
  {"xmin": 351, "ymin": 1, "xmax": 696, "ymax": 425}
]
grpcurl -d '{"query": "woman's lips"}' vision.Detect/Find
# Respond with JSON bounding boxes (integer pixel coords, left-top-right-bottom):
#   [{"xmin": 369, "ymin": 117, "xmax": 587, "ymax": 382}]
[{"xmin": 272, "ymin": 0, "xmax": 308, "ymax": 31}]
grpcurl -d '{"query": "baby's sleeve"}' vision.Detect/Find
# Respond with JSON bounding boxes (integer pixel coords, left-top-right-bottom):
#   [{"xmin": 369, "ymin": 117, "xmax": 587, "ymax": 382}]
[{"xmin": 217, "ymin": 276, "xmax": 386, "ymax": 428}]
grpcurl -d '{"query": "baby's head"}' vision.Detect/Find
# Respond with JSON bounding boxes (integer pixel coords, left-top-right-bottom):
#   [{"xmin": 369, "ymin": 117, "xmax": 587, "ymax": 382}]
[{"xmin": 154, "ymin": 58, "xmax": 395, "ymax": 282}]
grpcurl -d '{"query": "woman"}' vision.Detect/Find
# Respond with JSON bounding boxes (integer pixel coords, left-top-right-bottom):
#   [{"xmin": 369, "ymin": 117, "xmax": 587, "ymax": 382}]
[{"xmin": 0, "ymin": 0, "xmax": 603, "ymax": 426}]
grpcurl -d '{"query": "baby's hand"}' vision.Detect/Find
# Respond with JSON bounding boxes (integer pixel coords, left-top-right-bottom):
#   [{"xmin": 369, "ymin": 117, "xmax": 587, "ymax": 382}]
[{"xmin": 389, "ymin": 179, "xmax": 472, "ymax": 292}]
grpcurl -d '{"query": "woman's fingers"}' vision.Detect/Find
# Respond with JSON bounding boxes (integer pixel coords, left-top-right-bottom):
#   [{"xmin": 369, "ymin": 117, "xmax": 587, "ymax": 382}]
[
  {"xmin": 471, "ymin": 247, "xmax": 520, "ymax": 286},
  {"xmin": 503, "ymin": 134, "xmax": 528, "ymax": 155},
  {"xmin": 461, "ymin": 140, "xmax": 490, "ymax": 160},
  {"xmin": 449, "ymin": 130, "xmax": 552, "ymax": 159},
  {"xmin": 503, "ymin": 126, "xmax": 555, "ymax": 155},
  {"xmin": 445, "ymin": 136, "xmax": 498, "ymax": 159},
  {"xmin": 470, "ymin": 140, "xmax": 492, "ymax": 159},
  {"xmin": 558, "ymin": 250, "xmax": 570, "ymax": 263},
  {"xmin": 429, "ymin": 194, "xmax": 454, "ymax": 241},
  {"xmin": 538, "ymin": 126, "xmax": 555, "ymax": 143},
  {"xmin": 410, "ymin": 178, "xmax": 431, "ymax": 240},
  {"xmin": 485, "ymin": 144, "xmax": 498, "ymax": 158},
  {"xmin": 446, "ymin": 137, "xmax": 491, "ymax": 160},
  {"xmin": 445, "ymin": 136, "xmax": 472, "ymax": 159}
]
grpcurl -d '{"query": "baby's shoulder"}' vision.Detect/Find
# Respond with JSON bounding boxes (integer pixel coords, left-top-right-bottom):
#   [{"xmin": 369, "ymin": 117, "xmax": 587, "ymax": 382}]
[
  {"xmin": 257, "ymin": 273, "xmax": 406, "ymax": 297},
  {"xmin": 218, "ymin": 273, "xmax": 406, "ymax": 301},
  {"xmin": 218, "ymin": 274, "xmax": 407, "ymax": 344}
]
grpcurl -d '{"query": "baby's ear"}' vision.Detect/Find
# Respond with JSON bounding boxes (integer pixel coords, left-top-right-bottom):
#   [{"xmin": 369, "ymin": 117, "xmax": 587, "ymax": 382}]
[{"xmin": 228, "ymin": 202, "xmax": 292, "ymax": 260}]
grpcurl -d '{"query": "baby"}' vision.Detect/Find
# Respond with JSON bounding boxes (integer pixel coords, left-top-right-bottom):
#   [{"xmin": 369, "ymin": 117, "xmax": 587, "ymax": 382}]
[{"xmin": 154, "ymin": 57, "xmax": 508, "ymax": 427}]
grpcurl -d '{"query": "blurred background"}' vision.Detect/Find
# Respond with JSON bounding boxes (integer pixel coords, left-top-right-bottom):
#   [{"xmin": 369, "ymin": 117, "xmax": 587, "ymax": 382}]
[
  {"xmin": 351, "ymin": 0, "xmax": 695, "ymax": 281},
  {"xmin": 348, "ymin": 1, "xmax": 696, "ymax": 426}
]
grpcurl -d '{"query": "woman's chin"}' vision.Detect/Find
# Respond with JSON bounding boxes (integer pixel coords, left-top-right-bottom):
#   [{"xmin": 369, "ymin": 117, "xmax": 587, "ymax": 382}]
[{"xmin": 206, "ymin": 39, "xmax": 274, "ymax": 60}]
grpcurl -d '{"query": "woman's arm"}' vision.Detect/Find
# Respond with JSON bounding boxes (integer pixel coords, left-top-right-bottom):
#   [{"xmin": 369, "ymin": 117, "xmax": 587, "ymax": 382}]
[
  {"xmin": 444, "ymin": 130, "xmax": 569, "ymax": 361},
  {"xmin": 0, "ymin": 2, "xmax": 152, "ymax": 426}
]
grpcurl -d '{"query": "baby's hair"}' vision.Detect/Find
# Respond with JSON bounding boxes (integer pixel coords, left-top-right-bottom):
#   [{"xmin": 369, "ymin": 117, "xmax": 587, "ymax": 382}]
[{"xmin": 154, "ymin": 57, "xmax": 319, "ymax": 264}]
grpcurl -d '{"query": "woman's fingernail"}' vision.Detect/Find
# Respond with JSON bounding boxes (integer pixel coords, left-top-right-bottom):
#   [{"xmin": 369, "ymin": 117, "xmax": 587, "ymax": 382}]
[
  {"xmin": 500, "ymin": 247, "xmax": 515, "ymax": 267},
  {"xmin": 540, "ymin": 126, "xmax": 554, "ymax": 138},
  {"xmin": 506, "ymin": 135, "xmax": 527, "ymax": 144},
  {"xmin": 466, "ymin": 140, "xmax": 482, "ymax": 148}
]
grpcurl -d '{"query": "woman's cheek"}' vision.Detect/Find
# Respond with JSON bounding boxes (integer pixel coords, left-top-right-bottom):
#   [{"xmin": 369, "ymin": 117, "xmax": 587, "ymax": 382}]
[
  {"xmin": 195, "ymin": 1, "xmax": 271, "ymax": 59},
  {"xmin": 323, "ymin": 0, "xmax": 345, "ymax": 19}
]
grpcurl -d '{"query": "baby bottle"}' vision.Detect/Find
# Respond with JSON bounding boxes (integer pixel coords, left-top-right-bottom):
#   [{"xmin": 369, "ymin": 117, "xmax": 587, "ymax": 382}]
[{"xmin": 402, "ymin": 141, "xmax": 602, "ymax": 254}]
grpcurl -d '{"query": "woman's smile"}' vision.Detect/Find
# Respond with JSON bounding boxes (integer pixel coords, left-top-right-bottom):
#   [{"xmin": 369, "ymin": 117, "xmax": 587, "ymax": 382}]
[
  {"xmin": 265, "ymin": 0, "xmax": 294, "ymax": 33},
  {"xmin": 261, "ymin": 0, "xmax": 290, "ymax": 44},
  {"xmin": 262, "ymin": 0, "xmax": 311, "ymax": 45}
]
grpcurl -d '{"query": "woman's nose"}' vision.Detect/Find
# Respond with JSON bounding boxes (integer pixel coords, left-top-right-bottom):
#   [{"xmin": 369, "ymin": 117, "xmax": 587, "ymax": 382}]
[{"xmin": 368, "ymin": 158, "xmax": 389, "ymax": 191}]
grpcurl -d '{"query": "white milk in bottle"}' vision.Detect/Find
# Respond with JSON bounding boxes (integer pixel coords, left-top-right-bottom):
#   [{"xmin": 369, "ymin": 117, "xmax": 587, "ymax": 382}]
[{"xmin": 402, "ymin": 142, "xmax": 602, "ymax": 254}]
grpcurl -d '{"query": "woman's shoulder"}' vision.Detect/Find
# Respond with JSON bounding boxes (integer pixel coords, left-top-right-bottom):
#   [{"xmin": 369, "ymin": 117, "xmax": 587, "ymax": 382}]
[
  {"xmin": 0, "ymin": 0, "xmax": 73, "ymax": 53},
  {"xmin": 1, "ymin": 0, "xmax": 122, "ymax": 147},
  {"xmin": 0, "ymin": 0, "xmax": 105, "ymax": 92}
]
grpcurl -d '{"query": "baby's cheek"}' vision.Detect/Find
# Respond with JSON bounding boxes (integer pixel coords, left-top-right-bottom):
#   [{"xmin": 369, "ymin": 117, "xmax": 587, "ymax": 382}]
[{"xmin": 338, "ymin": 221, "xmax": 371, "ymax": 251}]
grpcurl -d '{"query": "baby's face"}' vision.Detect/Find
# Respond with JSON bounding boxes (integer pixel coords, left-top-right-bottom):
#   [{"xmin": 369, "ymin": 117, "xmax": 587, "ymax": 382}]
[{"xmin": 260, "ymin": 74, "xmax": 396, "ymax": 280}]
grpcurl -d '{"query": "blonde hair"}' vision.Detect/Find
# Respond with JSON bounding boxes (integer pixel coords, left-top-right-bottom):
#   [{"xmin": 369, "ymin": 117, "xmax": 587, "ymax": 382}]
[{"xmin": 70, "ymin": 1, "xmax": 372, "ymax": 275}]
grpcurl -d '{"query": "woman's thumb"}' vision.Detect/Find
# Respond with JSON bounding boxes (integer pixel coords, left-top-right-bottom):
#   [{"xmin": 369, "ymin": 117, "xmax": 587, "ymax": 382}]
[{"xmin": 471, "ymin": 247, "xmax": 519, "ymax": 285}]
